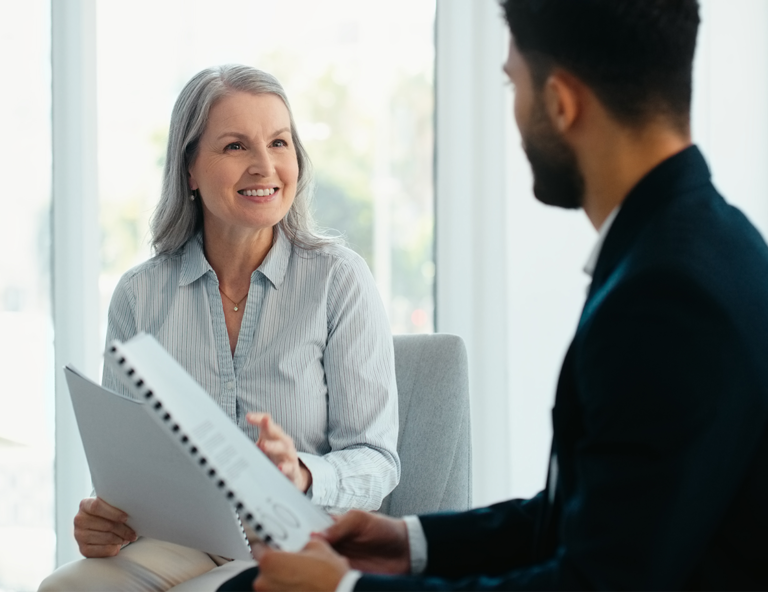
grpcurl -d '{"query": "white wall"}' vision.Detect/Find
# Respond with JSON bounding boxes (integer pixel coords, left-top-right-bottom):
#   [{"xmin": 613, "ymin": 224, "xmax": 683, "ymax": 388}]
[
  {"xmin": 52, "ymin": 0, "xmax": 100, "ymax": 567},
  {"xmin": 505, "ymin": 153, "xmax": 594, "ymax": 500},
  {"xmin": 435, "ymin": 0, "xmax": 515, "ymax": 507},
  {"xmin": 693, "ymin": 0, "xmax": 768, "ymax": 236},
  {"xmin": 435, "ymin": 0, "xmax": 596, "ymax": 504}
]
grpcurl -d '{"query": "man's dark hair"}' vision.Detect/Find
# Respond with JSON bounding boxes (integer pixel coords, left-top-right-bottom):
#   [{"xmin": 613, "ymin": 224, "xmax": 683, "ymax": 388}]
[{"xmin": 502, "ymin": 0, "xmax": 700, "ymax": 131}]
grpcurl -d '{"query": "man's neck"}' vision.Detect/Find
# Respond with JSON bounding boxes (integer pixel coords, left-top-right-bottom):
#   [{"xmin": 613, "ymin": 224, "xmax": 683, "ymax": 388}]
[{"xmin": 579, "ymin": 123, "xmax": 692, "ymax": 231}]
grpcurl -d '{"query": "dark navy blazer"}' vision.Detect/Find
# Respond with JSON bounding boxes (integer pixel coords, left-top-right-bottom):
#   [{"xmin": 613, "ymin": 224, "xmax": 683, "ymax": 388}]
[
  {"xmin": 218, "ymin": 146, "xmax": 768, "ymax": 591},
  {"xmin": 357, "ymin": 146, "xmax": 768, "ymax": 590}
]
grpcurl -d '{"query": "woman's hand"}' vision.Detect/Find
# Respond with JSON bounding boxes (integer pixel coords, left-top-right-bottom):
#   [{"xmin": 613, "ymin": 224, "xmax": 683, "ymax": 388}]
[
  {"xmin": 247, "ymin": 412, "xmax": 312, "ymax": 493},
  {"xmin": 73, "ymin": 497, "xmax": 137, "ymax": 558}
]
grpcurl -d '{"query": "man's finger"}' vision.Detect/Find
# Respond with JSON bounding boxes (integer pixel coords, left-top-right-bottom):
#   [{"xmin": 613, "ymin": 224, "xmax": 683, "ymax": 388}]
[
  {"xmin": 322, "ymin": 510, "xmax": 365, "ymax": 544},
  {"xmin": 303, "ymin": 538, "xmax": 334, "ymax": 557}
]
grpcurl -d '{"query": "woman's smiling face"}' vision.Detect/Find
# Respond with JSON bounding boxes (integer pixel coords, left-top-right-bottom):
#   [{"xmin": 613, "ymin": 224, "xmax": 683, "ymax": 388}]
[{"xmin": 188, "ymin": 91, "xmax": 299, "ymax": 237}]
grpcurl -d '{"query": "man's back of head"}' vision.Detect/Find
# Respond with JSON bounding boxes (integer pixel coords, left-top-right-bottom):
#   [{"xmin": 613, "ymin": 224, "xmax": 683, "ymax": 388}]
[
  {"xmin": 502, "ymin": 0, "xmax": 700, "ymax": 133},
  {"xmin": 502, "ymin": 0, "xmax": 701, "ymax": 227}
]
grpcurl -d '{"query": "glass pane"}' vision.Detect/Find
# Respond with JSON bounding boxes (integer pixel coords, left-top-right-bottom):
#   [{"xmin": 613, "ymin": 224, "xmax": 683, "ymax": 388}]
[
  {"xmin": 96, "ymin": 0, "xmax": 435, "ymax": 347},
  {"xmin": 0, "ymin": 1, "xmax": 55, "ymax": 590}
]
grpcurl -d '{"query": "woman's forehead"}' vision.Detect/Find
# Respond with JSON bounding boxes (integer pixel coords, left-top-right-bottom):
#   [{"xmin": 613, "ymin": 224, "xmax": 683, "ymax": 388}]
[{"xmin": 206, "ymin": 92, "xmax": 291, "ymax": 132}]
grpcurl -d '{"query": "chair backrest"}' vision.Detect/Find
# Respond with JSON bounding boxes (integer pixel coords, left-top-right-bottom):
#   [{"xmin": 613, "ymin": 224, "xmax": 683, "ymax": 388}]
[{"xmin": 379, "ymin": 333, "xmax": 472, "ymax": 517}]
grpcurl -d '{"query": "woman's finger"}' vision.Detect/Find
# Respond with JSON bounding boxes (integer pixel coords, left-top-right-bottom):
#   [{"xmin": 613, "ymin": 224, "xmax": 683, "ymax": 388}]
[
  {"xmin": 75, "ymin": 512, "xmax": 119, "ymax": 533},
  {"xmin": 76, "ymin": 528, "xmax": 129, "ymax": 546},
  {"xmin": 246, "ymin": 411, "xmax": 269, "ymax": 424},
  {"xmin": 75, "ymin": 520, "xmax": 137, "ymax": 547},
  {"xmin": 80, "ymin": 496, "xmax": 129, "ymax": 523},
  {"xmin": 246, "ymin": 412, "xmax": 272, "ymax": 431},
  {"xmin": 258, "ymin": 437, "xmax": 292, "ymax": 459},
  {"xmin": 75, "ymin": 509, "xmax": 137, "ymax": 538},
  {"xmin": 112, "ymin": 522, "xmax": 137, "ymax": 542},
  {"xmin": 246, "ymin": 414, "xmax": 307, "ymax": 489},
  {"xmin": 249, "ymin": 412, "xmax": 289, "ymax": 440},
  {"xmin": 78, "ymin": 542, "xmax": 123, "ymax": 558},
  {"xmin": 74, "ymin": 498, "xmax": 137, "ymax": 548}
]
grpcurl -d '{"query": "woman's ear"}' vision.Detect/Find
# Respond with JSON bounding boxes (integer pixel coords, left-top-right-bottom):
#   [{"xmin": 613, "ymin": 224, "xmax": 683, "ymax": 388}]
[
  {"xmin": 543, "ymin": 70, "xmax": 581, "ymax": 134},
  {"xmin": 188, "ymin": 171, "xmax": 198, "ymax": 191}
]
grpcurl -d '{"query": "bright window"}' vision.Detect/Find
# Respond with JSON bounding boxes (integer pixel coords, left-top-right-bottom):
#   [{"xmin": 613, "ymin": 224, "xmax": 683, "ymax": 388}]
[{"xmin": 0, "ymin": 1, "xmax": 55, "ymax": 590}]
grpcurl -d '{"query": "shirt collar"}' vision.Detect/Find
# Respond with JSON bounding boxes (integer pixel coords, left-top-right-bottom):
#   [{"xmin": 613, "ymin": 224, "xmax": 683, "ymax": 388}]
[
  {"xmin": 178, "ymin": 226, "xmax": 293, "ymax": 289},
  {"xmin": 257, "ymin": 225, "xmax": 292, "ymax": 289},
  {"xmin": 584, "ymin": 206, "xmax": 620, "ymax": 278},
  {"xmin": 179, "ymin": 232, "xmax": 211, "ymax": 286}
]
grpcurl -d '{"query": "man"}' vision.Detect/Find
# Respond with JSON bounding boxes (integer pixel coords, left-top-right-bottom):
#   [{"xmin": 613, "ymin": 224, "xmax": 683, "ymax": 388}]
[{"xmin": 220, "ymin": 0, "xmax": 768, "ymax": 589}]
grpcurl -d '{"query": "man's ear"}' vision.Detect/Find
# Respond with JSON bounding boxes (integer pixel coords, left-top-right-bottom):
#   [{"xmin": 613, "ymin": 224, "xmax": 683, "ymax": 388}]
[{"xmin": 542, "ymin": 70, "xmax": 581, "ymax": 133}]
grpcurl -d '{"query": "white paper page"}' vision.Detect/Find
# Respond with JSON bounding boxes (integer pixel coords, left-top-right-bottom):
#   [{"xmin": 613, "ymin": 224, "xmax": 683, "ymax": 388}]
[
  {"xmin": 65, "ymin": 366, "xmax": 253, "ymax": 560},
  {"xmin": 109, "ymin": 333, "xmax": 333, "ymax": 552}
]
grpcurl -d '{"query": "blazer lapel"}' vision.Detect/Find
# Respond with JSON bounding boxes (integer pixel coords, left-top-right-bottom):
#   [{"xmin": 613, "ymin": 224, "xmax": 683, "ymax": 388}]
[{"xmin": 587, "ymin": 146, "xmax": 711, "ymax": 303}]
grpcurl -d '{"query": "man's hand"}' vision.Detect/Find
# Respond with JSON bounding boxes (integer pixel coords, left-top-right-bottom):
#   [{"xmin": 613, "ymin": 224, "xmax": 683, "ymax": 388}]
[
  {"xmin": 319, "ymin": 510, "xmax": 411, "ymax": 575},
  {"xmin": 248, "ymin": 412, "xmax": 312, "ymax": 493},
  {"xmin": 254, "ymin": 538, "xmax": 350, "ymax": 592},
  {"xmin": 73, "ymin": 497, "xmax": 137, "ymax": 557}
]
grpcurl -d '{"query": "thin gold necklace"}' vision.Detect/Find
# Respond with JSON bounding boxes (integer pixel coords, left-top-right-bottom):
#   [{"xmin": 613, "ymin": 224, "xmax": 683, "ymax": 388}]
[{"xmin": 219, "ymin": 287, "xmax": 247, "ymax": 312}]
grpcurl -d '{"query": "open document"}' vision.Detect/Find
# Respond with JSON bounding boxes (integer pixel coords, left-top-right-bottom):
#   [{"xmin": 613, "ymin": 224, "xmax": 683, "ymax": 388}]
[{"xmin": 65, "ymin": 332, "xmax": 332, "ymax": 559}]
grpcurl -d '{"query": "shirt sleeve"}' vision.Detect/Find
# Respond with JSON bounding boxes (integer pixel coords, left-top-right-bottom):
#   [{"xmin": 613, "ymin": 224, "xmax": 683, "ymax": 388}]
[
  {"xmin": 298, "ymin": 253, "xmax": 401, "ymax": 512},
  {"xmin": 336, "ymin": 518, "xmax": 423, "ymax": 592},
  {"xmin": 404, "ymin": 515, "xmax": 428, "ymax": 574},
  {"xmin": 335, "ymin": 569, "xmax": 363, "ymax": 592},
  {"xmin": 101, "ymin": 273, "xmax": 139, "ymax": 396},
  {"xmin": 338, "ymin": 519, "xmax": 422, "ymax": 592}
]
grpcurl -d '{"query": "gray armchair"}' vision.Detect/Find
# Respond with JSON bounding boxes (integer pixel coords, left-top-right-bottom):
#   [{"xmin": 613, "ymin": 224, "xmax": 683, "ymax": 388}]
[{"xmin": 379, "ymin": 333, "xmax": 472, "ymax": 517}]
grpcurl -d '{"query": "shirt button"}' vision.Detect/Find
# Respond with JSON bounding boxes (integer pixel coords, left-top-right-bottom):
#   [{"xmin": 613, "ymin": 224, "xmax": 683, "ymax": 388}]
[{"xmin": 226, "ymin": 381, "xmax": 235, "ymax": 390}]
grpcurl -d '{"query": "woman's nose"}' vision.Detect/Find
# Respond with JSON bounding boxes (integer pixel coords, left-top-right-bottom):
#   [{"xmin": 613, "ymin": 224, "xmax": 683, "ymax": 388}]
[{"xmin": 247, "ymin": 145, "xmax": 275, "ymax": 176}]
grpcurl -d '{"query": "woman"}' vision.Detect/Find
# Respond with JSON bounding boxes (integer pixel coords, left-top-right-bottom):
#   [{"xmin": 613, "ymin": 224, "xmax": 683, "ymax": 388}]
[{"xmin": 39, "ymin": 65, "xmax": 399, "ymax": 591}]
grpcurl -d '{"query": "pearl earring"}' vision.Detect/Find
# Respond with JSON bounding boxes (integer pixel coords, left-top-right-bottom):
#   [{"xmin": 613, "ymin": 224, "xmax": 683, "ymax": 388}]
[{"xmin": 190, "ymin": 191, "xmax": 195, "ymax": 201}]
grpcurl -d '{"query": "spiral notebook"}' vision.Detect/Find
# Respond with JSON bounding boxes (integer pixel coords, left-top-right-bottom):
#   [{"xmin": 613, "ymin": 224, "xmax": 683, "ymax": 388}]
[
  {"xmin": 66, "ymin": 332, "xmax": 332, "ymax": 559},
  {"xmin": 65, "ymin": 366, "xmax": 253, "ymax": 560}
]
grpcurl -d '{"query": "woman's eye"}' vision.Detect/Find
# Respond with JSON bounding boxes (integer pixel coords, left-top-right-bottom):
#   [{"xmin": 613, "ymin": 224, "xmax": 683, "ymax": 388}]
[
  {"xmin": 272, "ymin": 139, "xmax": 288, "ymax": 148},
  {"xmin": 225, "ymin": 142, "xmax": 244, "ymax": 151}
]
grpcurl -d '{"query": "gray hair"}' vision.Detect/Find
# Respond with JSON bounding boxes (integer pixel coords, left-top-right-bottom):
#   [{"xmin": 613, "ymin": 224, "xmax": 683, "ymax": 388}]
[{"xmin": 150, "ymin": 64, "xmax": 335, "ymax": 254}]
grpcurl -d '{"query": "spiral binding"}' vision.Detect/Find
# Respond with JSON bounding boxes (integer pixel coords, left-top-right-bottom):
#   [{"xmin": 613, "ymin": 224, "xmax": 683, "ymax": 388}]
[{"xmin": 109, "ymin": 345, "xmax": 279, "ymax": 550}]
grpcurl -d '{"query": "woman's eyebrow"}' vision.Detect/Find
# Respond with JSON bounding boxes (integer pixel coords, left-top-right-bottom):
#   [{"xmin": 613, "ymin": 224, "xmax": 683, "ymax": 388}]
[
  {"xmin": 215, "ymin": 127, "xmax": 291, "ymax": 141},
  {"xmin": 216, "ymin": 131, "xmax": 249, "ymax": 142},
  {"xmin": 269, "ymin": 127, "xmax": 291, "ymax": 138}
]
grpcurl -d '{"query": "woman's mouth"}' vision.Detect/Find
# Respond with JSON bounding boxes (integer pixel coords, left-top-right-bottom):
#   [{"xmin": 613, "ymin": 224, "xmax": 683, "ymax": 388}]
[{"xmin": 238, "ymin": 188, "xmax": 277, "ymax": 197}]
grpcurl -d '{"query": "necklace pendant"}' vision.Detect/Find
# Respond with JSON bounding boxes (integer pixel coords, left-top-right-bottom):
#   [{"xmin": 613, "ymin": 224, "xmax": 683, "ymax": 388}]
[{"xmin": 234, "ymin": 306, "xmax": 239, "ymax": 312}]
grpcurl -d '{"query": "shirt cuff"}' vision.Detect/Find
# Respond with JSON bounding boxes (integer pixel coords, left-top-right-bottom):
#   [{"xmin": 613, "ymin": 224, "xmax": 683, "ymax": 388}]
[
  {"xmin": 404, "ymin": 515, "xmax": 428, "ymax": 574},
  {"xmin": 297, "ymin": 451, "xmax": 335, "ymax": 505},
  {"xmin": 335, "ymin": 569, "xmax": 363, "ymax": 592}
]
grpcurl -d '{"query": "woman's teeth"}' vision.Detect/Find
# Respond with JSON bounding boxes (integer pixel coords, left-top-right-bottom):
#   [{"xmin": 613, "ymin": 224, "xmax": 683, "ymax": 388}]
[{"xmin": 240, "ymin": 188, "xmax": 276, "ymax": 197}]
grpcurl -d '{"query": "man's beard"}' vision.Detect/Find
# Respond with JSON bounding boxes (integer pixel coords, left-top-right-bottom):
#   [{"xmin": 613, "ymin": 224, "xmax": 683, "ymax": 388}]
[{"xmin": 521, "ymin": 98, "xmax": 584, "ymax": 210}]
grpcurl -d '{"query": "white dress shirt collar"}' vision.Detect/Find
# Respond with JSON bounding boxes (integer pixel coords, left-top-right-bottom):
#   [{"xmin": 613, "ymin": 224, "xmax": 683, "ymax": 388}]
[{"xmin": 583, "ymin": 206, "xmax": 620, "ymax": 278}]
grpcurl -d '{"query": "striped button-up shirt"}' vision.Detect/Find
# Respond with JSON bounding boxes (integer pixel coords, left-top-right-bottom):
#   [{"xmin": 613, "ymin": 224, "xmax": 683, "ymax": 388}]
[{"xmin": 102, "ymin": 228, "xmax": 400, "ymax": 513}]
